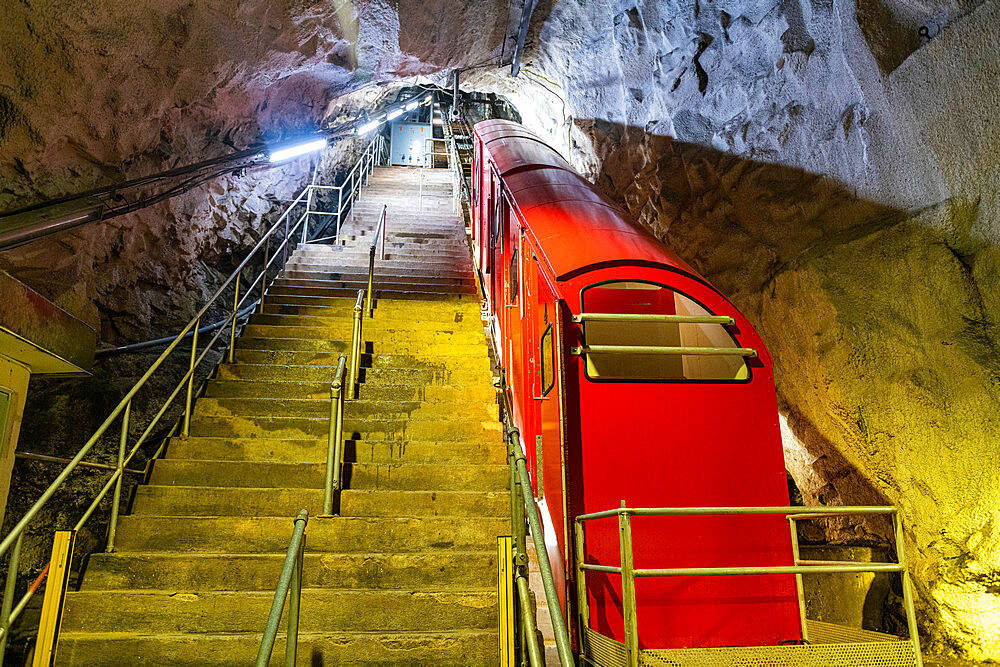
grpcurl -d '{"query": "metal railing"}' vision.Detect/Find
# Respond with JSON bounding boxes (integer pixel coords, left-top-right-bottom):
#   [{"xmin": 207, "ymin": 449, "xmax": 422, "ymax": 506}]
[
  {"xmin": 574, "ymin": 504, "xmax": 922, "ymax": 667},
  {"xmin": 323, "ymin": 355, "xmax": 348, "ymax": 516},
  {"xmin": 254, "ymin": 509, "xmax": 308, "ymax": 666},
  {"xmin": 366, "ymin": 205, "xmax": 387, "ymax": 317},
  {"xmin": 0, "ymin": 136, "xmax": 385, "ymax": 661},
  {"xmin": 300, "ymin": 135, "xmax": 388, "ymax": 245},
  {"xmin": 499, "ymin": 386, "xmax": 574, "ymax": 667}
]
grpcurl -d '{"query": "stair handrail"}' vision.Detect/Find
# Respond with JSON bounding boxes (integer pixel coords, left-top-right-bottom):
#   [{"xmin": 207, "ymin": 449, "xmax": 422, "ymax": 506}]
[
  {"xmin": 254, "ymin": 509, "xmax": 308, "ymax": 667},
  {"xmin": 323, "ymin": 354, "xmax": 348, "ymax": 516},
  {"xmin": 498, "ymin": 383, "xmax": 575, "ymax": 667},
  {"xmin": 301, "ymin": 135, "xmax": 386, "ymax": 244},
  {"xmin": 0, "ymin": 138, "xmax": 382, "ymax": 659},
  {"xmin": 366, "ymin": 204, "xmax": 387, "ymax": 317},
  {"xmin": 349, "ymin": 289, "xmax": 365, "ymax": 389}
]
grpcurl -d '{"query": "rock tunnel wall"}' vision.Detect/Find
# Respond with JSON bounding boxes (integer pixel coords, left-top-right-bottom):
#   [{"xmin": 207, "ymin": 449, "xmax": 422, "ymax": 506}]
[{"xmin": 1, "ymin": 0, "xmax": 999, "ymax": 660}]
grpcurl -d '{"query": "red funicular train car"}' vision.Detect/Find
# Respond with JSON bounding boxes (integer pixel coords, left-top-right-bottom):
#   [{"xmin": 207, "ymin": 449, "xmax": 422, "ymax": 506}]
[{"xmin": 470, "ymin": 120, "xmax": 801, "ymax": 651}]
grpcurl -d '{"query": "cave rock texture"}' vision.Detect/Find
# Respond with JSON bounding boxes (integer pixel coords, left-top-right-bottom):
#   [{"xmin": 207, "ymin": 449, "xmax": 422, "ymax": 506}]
[{"xmin": 2, "ymin": 0, "xmax": 999, "ymax": 661}]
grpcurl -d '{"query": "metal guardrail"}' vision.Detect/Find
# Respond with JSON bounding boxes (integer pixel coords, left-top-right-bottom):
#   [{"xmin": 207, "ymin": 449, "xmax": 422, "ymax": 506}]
[
  {"xmin": 574, "ymin": 504, "xmax": 923, "ymax": 667},
  {"xmin": 254, "ymin": 509, "xmax": 308, "ymax": 667},
  {"xmin": 0, "ymin": 135, "xmax": 386, "ymax": 661},
  {"xmin": 499, "ymin": 385, "xmax": 575, "ymax": 667},
  {"xmin": 366, "ymin": 205, "xmax": 387, "ymax": 318},
  {"xmin": 300, "ymin": 135, "xmax": 387, "ymax": 244}
]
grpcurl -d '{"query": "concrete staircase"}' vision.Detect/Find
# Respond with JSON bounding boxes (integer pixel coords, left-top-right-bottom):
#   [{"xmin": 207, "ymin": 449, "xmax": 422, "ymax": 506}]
[{"xmin": 57, "ymin": 167, "xmax": 507, "ymax": 665}]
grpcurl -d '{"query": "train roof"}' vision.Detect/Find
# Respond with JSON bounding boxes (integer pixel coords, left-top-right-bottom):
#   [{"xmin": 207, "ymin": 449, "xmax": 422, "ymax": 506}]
[{"xmin": 474, "ymin": 119, "xmax": 703, "ymax": 282}]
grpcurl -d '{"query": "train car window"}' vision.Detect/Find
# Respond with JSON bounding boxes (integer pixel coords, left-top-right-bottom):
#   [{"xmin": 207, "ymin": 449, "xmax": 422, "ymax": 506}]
[
  {"xmin": 509, "ymin": 248, "xmax": 519, "ymax": 304},
  {"xmin": 472, "ymin": 155, "xmax": 480, "ymax": 205},
  {"xmin": 540, "ymin": 324, "xmax": 555, "ymax": 396},
  {"xmin": 580, "ymin": 281, "xmax": 749, "ymax": 382},
  {"xmin": 491, "ymin": 188, "xmax": 500, "ymax": 244}
]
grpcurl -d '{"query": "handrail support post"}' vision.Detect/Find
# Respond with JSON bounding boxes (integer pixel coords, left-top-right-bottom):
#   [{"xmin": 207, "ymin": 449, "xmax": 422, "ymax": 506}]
[
  {"xmin": 619, "ymin": 503, "xmax": 639, "ymax": 667},
  {"xmin": 105, "ymin": 400, "xmax": 131, "ymax": 553},
  {"xmin": 228, "ymin": 272, "xmax": 241, "ymax": 364},
  {"xmin": 182, "ymin": 320, "xmax": 200, "ymax": 437}
]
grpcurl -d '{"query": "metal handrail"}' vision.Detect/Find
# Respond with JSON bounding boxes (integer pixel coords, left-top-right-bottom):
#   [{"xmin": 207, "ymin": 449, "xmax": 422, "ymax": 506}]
[
  {"xmin": 366, "ymin": 205, "xmax": 387, "ymax": 317},
  {"xmin": 323, "ymin": 354, "xmax": 348, "ymax": 516},
  {"xmin": 254, "ymin": 509, "xmax": 308, "ymax": 667},
  {"xmin": 302, "ymin": 135, "xmax": 387, "ymax": 244},
  {"xmin": 499, "ymin": 386, "xmax": 574, "ymax": 667},
  {"xmin": 574, "ymin": 504, "xmax": 923, "ymax": 667},
  {"xmin": 573, "ymin": 313, "xmax": 735, "ymax": 325},
  {"xmin": 0, "ymin": 136, "xmax": 385, "ymax": 661},
  {"xmin": 349, "ymin": 290, "xmax": 365, "ymax": 389},
  {"xmin": 572, "ymin": 344, "xmax": 758, "ymax": 357}
]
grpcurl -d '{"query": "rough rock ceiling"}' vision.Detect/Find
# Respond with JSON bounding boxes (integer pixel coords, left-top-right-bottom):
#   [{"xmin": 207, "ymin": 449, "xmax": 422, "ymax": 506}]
[{"xmin": 2, "ymin": 0, "xmax": 999, "ymax": 660}]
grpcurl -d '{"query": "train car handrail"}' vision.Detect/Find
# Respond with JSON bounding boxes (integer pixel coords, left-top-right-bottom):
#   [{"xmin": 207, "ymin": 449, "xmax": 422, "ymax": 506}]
[
  {"xmin": 573, "ymin": 313, "xmax": 735, "ymax": 325},
  {"xmin": 574, "ymin": 504, "xmax": 923, "ymax": 667},
  {"xmin": 572, "ymin": 344, "xmax": 758, "ymax": 357}
]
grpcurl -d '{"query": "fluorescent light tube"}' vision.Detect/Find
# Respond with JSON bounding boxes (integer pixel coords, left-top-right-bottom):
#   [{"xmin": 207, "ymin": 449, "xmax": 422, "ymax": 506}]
[
  {"xmin": 357, "ymin": 120, "xmax": 382, "ymax": 134},
  {"xmin": 386, "ymin": 108, "xmax": 404, "ymax": 121},
  {"xmin": 268, "ymin": 138, "xmax": 328, "ymax": 163},
  {"xmin": 405, "ymin": 100, "xmax": 419, "ymax": 111}
]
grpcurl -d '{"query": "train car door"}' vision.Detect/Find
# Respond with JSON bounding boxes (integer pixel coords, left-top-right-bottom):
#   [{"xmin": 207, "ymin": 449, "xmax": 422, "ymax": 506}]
[
  {"xmin": 488, "ymin": 171, "xmax": 504, "ymax": 352},
  {"xmin": 525, "ymin": 249, "xmax": 570, "ymax": 615},
  {"xmin": 503, "ymin": 204, "xmax": 524, "ymax": 425}
]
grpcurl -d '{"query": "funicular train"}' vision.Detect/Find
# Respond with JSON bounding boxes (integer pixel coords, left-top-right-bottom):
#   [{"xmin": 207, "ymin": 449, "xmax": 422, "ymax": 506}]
[{"xmin": 469, "ymin": 120, "xmax": 923, "ymax": 663}]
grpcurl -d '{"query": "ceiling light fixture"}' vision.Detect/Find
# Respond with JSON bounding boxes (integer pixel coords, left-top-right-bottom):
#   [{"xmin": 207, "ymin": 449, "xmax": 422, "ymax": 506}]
[
  {"xmin": 386, "ymin": 108, "xmax": 404, "ymax": 121},
  {"xmin": 357, "ymin": 120, "xmax": 382, "ymax": 134},
  {"xmin": 405, "ymin": 100, "xmax": 419, "ymax": 111},
  {"xmin": 268, "ymin": 138, "xmax": 328, "ymax": 163}
]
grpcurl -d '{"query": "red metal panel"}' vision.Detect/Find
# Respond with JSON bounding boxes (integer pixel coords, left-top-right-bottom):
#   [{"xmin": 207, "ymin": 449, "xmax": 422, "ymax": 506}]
[{"xmin": 564, "ymin": 268, "xmax": 799, "ymax": 649}]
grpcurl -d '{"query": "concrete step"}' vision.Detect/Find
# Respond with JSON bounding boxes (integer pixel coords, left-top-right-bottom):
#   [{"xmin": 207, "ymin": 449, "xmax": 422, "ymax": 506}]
[
  {"xmin": 133, "ymin": 485, "xmax": 508, "ymax": 517},
  {"xmin": 283, "ymin": 266, "xmax": 475, "ymax": 281},
  {"xmin": 216, "ymin": 363, "xmax": 493, "ymax": 386},
  {"xmin": 146, "ymin": 461, "xmax": 508, "ymax": 491},
  {"xmin": 80, "ymin": 550, "xmax": 498, "ymax": 591},
  {"xmin": 247, "ymin": 312, "xmax": 484, "ymax": 331},
  {"xmin": 236, "ymin": 336, "xmax": 488, "ymax": 357},
  {"xmin": 267, "ymin": 286, "xmax": 478, "ymax": 301},
  {"xmin": 232, "ymin": 349, "xmax": 492, "ymax": 371},
  {"xmin": 205, "ymin": 379, "xmax": 495, "ymax": 403},
  {"xmin": 57, "ymin": 630, "xmax": 496, "ymax": 666},
  {"xmin": 61, "ymin": 589, "xmax": 497, "ymax": 634},
  {"xmin": 113, "ymin": 515, "xmax": 508, "ymax": 553},
  {"xmin": 191, "ymin": 397, "xmax": 495, "ymax": 420},
  {"xmin": 261, "ymin": 302, "xmax": 483, "ymax": 321},
  {"xmin": 162, "ymin": 437, "xmax": 506, "ymax": 465},
  {"xmin": 342, "ymin": 490, "xmax": 509, "ymax": 518},
  {"xmin": 239, "ymin": 324, "xmax": 484, "ymax": 344},
  {"xmin": 187, "ymin": 414, "xmax": 502, "ymax": 442},
  {"xmin": 275, "ymin": 276, "xmax": 476, "ymax": 290},
  {"xmin": 285, "ymin": 260, "xmax": 472, "ymax": 275}
]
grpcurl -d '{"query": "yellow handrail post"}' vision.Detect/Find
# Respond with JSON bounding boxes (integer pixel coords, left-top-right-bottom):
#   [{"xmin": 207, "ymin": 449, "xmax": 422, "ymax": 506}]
[
  {"xmin": 788, "ymin": 516, "xmax": 809, "ymax": 641},
  {"xmin": 618, "ymin": 502, "xmax": 639, "ymax": 667},
  {"xmin": 228, "ymin": 272, "xmax": 241, "ymax": 363},
  {"xmin": 33, "ymin": 531, "xmax": 75, "ymax": 667},
  {"xmin": 895, "ymin": 510, "xmax": 924, "ymax": 667},
  {"xmin": 105, "ymin": 400, "xmax": 131, "ymax": 553},
  {"xmin": 574, "ymin": 519, "xmax": 590, "ymax": 659},
  {"xmin": 182, "ymin": 319, "xmax": 200, "ymax": 437}
]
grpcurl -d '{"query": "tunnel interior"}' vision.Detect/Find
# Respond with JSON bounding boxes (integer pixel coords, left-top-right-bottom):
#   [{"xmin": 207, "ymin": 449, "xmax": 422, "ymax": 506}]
[{"xmin": 0, "ymin": 0, "xmax": 999, "ymax": 664}]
